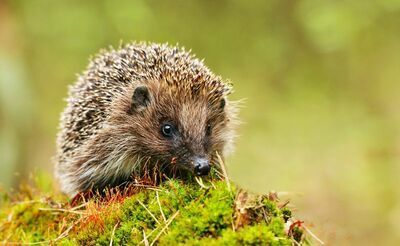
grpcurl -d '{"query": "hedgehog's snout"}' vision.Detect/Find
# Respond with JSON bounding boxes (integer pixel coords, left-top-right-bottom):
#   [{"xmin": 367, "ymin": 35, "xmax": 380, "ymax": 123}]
[{"xmin": 193, "ymin": 157, "xmax": 210, "ymax": 176}]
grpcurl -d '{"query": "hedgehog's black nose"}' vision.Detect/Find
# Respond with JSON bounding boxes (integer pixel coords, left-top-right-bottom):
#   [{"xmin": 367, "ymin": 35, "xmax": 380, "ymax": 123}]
[{"xmin": 194, "ymin": 158, "xmax": 210, "ymax": 176}]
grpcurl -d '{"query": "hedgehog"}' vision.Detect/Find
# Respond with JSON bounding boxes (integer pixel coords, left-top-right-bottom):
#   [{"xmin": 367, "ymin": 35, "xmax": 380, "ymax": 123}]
[{"xmin": 55, "ymin": 42, "xmax": 239, "ymax": 196}]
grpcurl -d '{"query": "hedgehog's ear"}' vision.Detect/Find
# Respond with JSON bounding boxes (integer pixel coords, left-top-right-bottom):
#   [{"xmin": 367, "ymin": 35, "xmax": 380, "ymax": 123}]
[
  {"xmin": 220, "ymin": 98, "xmax": 226, "ymax": 111},
  {"xmin": 131, "ymin": 86, "xmax": 150, "ymax": 112},
  {"xmin": 209, "ymin": 98, "xmax": 226, "ymax": 113}
]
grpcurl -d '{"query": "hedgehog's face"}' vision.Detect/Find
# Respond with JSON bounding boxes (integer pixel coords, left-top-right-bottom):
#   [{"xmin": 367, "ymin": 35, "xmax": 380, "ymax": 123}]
[{"xmin": 128, "ymin": 82, "xmax": 230, "ymax": 176}]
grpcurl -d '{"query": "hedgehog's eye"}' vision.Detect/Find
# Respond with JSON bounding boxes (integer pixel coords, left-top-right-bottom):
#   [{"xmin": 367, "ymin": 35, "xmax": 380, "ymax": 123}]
[
  {"xmin": 206, "ymin": 123, "xmax": 212, "ymax": 136},
  {"xmin": 161, "ymin": 123, "xmax": 174, "ymax": 138}
]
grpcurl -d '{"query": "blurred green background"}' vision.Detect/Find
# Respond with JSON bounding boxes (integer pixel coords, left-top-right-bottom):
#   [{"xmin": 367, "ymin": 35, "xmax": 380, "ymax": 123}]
[{"xmin": 0, "ymin": 0, "xmax": 399, "ymax": 244}]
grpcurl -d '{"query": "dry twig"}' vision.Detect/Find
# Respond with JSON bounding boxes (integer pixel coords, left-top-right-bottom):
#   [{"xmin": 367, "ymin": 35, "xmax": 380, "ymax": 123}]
[
  {"xmin": 109, "ymin": 222, "xmax": 120, "ymax": 246},
  {"xmin": 216, "ymin": 152, "xmax": 231, "ymax": 193},
  {"xmin": 194, "ymin": 177, "xmax": 211, "ymax": 189},
  {"xmin": 137, "ymin": 199, "xmax": 160, "ymax": 225},
  {"xmin": 156, "ymin": 191, "xmax": 167, "ymax": 223},
  {"xmin": 150, "ymin": 211, "xmax": 179, "ymax": 246}
]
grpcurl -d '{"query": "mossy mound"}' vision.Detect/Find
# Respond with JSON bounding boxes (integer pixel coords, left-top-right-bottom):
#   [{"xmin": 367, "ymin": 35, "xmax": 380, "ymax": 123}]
[{"xmin": 0, "ymin": 178, "xmax": 305, "ymax": 245}]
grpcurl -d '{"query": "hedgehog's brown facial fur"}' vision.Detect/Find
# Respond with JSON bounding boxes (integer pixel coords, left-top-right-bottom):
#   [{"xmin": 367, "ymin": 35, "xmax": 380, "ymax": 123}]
[{"xmin": 117, "ymin": 79, "xmax": 228, "ymax": 176}]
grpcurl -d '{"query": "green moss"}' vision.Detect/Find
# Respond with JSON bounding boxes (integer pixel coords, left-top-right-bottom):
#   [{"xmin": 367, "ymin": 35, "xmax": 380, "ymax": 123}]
[
  {"xmin": 0, "ymin": 199, "xmax": 64, "ymax": 243},
  {"xmin": 0, "ymin": 178, "xmax": 305, "ymax": 245},
  {"xmin": 195, "ymin": 223, "xmax": 292, "ymax": 246},
  {"xmin": 159, "ymin": 182, "xmax": 234, "ymax": 244}
]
